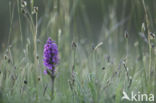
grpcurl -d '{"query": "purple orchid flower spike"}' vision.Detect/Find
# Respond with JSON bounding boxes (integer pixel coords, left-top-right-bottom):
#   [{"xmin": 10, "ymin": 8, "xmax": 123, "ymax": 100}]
[
  {"xmin": 43, "ymin": 37, "xmax": 59, "ymax": 72},
  {"xmin": 43, "ymin": 37, "xmax": 59, "ymax": 100}
]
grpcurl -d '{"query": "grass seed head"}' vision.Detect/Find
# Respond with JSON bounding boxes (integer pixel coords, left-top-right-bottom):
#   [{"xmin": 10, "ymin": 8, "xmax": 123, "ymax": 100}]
[
  {"xmin": 24, "ymin": 80, "xmax": 27, "ymax": 84},
  {"xmin": 38, "ymin": 77, "xmax": 41, "ymax": 81},
  {"xmin": 8, "ymin": 59, "xmax": 11, "ymax": 63},
  {"xmin": 93, "ymin": 42, "xmax": 103, "ymax": 51},
  {"xmin": 36, "ymin": 55, "xmax": 39, "ymax": 59},
  {"xmin": 21, "ymin": 8, "xmax": 27, "ymax": 15},
  {"xmin": 141, "ymin": 22, "xmax": 146, "ymax": 32},
  {"xmin": 72, "ymin": 41, "xmax": 77, "ymax": 48},
  {"xmin": 4, "ymin": 55, "xmax": 7, "ymax": 60},
  {"xmin": 102, "ymin": 67, "xmax": 105, "ymax": 70},
  {"xmin": 124, "ymin": 31, "xmax": 128, "ymax": 39},
  {"xmin": 21, "ymin": 1, "xmax": 27, "ymax": 8},
  {"xmin": 149, "ymin": 32, "xmax": 155, "ymax": 39},
  {"xmin": 32, "ymin": 6, "xmax": 38, "ymax": 14}
]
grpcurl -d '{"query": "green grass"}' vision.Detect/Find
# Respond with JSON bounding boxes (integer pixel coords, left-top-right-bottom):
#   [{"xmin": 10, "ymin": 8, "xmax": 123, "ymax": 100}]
[{"xmin": 0, "ymin": 0, "xmax": 155, "ymax": 103}]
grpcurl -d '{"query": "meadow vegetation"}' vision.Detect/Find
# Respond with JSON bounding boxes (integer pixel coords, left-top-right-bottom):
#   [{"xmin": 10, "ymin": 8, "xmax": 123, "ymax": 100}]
[{"xmin": 0, "ymin": 0, "xmax": 155, "ymax": 103}]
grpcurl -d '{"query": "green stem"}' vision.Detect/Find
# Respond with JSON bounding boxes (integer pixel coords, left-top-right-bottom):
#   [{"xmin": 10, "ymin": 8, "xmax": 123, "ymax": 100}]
[
  {"xmin": 143, "ymin": 0, "xmax": 151, "ymax": 80},
  {"xmin": 51, "ymin": 72, "xmax": 55, "ymax": 100},
  {"xmin": 126, "ymin": 39, "xmax": 129, "ymax": 58},
  {"xmin": 17, "ymin": 0, "xmax": 23, "ymax": 46},
  {"xmin": 34, "ymin": 12, "xmax": 38, "ymax": 66}
]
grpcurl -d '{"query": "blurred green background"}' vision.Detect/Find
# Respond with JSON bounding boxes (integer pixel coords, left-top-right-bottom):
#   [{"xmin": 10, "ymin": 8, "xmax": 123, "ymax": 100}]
[{"xmin": 0, "ymin": 0, "xmax": 156, "ymax": 51}]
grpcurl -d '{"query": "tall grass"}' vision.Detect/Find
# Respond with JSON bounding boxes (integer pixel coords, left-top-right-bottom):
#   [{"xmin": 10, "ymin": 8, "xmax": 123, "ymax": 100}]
[{"xmin": 0, "ymin": 0, "xmax": 155, "ymax": 103}]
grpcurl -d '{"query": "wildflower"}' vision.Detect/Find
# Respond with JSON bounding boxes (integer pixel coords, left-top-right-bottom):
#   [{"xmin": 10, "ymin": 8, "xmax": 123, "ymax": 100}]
[
  {"xmin": 43, "ymin": 37, "xmax": 59, "ymax": 72},
  {"xmin": 43, "ymin": 37, "xmax": 59, "ymax": 100}
]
